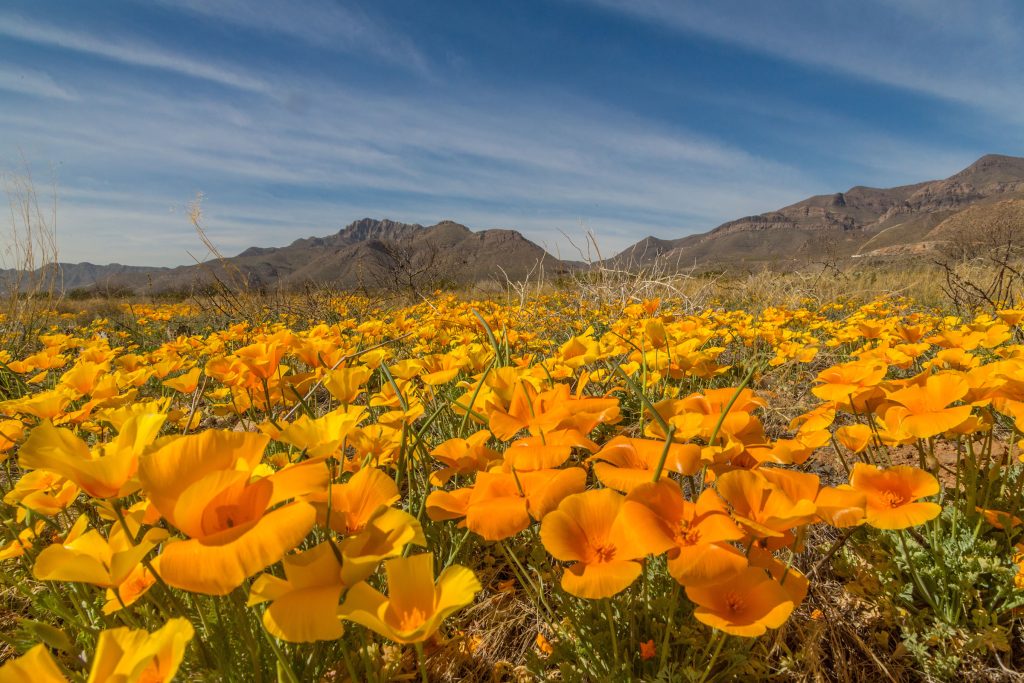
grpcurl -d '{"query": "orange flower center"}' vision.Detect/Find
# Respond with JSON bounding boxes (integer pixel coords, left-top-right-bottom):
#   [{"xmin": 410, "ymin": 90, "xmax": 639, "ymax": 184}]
[
  {"xmin": 592, "ymin": 544, "xmax": 617, "ymax": 563},
  {"xmin": 723, "ymin": 592, "xmax": 745, "ymax": 613},
  {"xmin": 138, "ymin": 660, "xmax": 166, "ymax": 683},
  {"xmin": 397, "ymin": 607, "xmax": 427, "ymax": 632},
  {"xmin": 879, "ymin": 489, "xmax": 908, "ymax": 508},
  {"xmin": 126, "ymin": 574, "xmax": 152, "ymax": 594},
  {"xmin": 673, "ymin": 521, "xmax": 701, "ymax": 546}
]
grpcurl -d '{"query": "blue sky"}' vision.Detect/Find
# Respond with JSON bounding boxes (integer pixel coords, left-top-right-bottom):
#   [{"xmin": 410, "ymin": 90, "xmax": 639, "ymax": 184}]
[{"xmin": 1, "ymin": 1, "xmax": 1022, "ymax": 266}]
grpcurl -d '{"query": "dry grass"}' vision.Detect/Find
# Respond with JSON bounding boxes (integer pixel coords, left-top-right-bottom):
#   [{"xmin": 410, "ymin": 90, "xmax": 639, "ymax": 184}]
[{"xmin": 1, "ymin": 162, "xmax": 61, "ymax": 356}]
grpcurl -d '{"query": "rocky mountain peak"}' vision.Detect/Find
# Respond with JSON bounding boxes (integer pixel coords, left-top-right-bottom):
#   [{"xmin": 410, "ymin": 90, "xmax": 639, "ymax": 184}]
[
  {"xmin": 336, "ymin": 218, "xmax": 423, "ymax": 244},
  {"xmin": 949, "ymin": 154, "xmax": 1024, "ymax": 184}
]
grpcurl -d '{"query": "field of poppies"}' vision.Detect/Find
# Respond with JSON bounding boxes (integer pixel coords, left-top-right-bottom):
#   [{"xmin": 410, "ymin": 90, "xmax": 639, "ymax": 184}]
[{"xmin": 0, "ymin": 289, "xmax": 1023, "ymax": 681}]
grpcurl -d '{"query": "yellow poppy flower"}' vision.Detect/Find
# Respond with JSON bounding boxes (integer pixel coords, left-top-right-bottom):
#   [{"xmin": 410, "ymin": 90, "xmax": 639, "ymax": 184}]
[
  {"xmin": 849, "ymin": 463, "xmax": 941, "ymax": 529},
  {"xmin": 248, "ymin": 542, "xmax": 345, "ymax": 642},
  {"xmin": 138, "ymin": 430, "xmax": 326, "ymax": 594},
  {"xmin": 87, "ymin": 618, "xmax": 194, "ymax": 683},
  {"xmin": 0, "ymin": 644, "xmax": 67, "ymax": 683},
  {"xmin": 339, "ymin": 552, "xmax": 480, "ymax": 644},
  {"xmin": 19, "ymin": 413, "xmax": 166, "ymax": 499}
]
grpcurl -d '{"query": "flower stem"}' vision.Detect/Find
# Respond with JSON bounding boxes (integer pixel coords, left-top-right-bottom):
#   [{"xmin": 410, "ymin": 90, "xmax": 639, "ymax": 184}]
[
  {"xmin": 697, "ymin": 630, "xmax": 727, "ymax": 683},
  {"xmin": 604, "ymin": 599, "xmax": 620, "ymax": 671},
  {"xmin": 414, "ymin": 642, "xmax": 429, "ymax": 683}
]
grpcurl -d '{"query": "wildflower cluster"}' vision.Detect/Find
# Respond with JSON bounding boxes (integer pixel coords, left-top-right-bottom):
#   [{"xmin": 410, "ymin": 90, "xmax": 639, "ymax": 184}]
[{"xmin": 0, "ymin": 294, "xmax": 1022, "ymax": 679}]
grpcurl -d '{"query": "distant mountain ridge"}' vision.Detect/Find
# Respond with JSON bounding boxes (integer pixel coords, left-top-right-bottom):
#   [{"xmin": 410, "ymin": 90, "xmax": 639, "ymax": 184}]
[
  {"xmin": 32, "ymin": 218, "xmax": 570, "ymax": 293},
  {"xmin": 614, "ymin": 153, "xmax": 1024, "ymax": 268},
  {"xmin": 13, "ymin": 153, "xmax": 1024, "ymax": 293}
]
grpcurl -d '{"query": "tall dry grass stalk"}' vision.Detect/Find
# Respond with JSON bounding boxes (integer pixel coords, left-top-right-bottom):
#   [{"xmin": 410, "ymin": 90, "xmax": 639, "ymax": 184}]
[
  {"xmin": 186, "ymin": 194, "xmax": 286, "ymax": 325},
  {"xmin": 0, "ymin": 163, "xmax": 60, "ymax": 356},
  {"xmin": 556, "ymin": 231, "xmax": 721, "ymax": 314}
]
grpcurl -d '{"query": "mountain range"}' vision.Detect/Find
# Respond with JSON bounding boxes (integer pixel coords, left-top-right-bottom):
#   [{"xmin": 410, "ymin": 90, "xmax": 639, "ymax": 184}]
[
  {"xmin": 614, "ymin": 153, "xmax": 1024, "ymax": 268},
  {"xmin": 13, "ymin": 153, "xmax": 1024, "ymax": 293},
  {"xmin": 30, "ymin": 218, "xmax": 570, "ymax": 294}
]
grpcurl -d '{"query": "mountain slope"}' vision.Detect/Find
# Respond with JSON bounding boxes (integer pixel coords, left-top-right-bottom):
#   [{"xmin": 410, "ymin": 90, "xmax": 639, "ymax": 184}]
[
  {"xmin": 109, "ymin": 218, "xmax": 568, "ymax": 293},
  {"xmin": 614, "ymin": 154, "xmax": 1024, "ymax": 269}
]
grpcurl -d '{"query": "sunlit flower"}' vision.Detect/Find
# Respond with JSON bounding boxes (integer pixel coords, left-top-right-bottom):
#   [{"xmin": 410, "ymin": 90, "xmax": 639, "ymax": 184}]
[
  {"xmin": 248, "ymin": 542, "xmax": 345, "ymax": 642},
  {"xmin": 685, "ymin": 566, "xmax": 794, "ymax": 637},
  {"xmin": 590, "ymin": 436, "xmax": 702, "ymax": 492},
  {"xmin": 884, "ymin": 372, "xmax": 973, "ymax": 438},
  {"xmin": 87, "ymin": 617, "xmax": 194, "ymax": 683},
  {"xmin": 540, "ymin": 488, "xmax": 650, "ymax": 599},
  {"xmin": 622, "ymin": 480, "xmax": 746, "ymax": 587},
  {"xmin": 0, "ymin": 644, "xmax": 67, "ymax": 682},
  {"xmin": 138, "ymin": 430, "xmax": 326, "ymax": 594},
  {"xmin": 339, "ymin": 552, "xmax": 480, "ymax": 643},
  {"xmin": 19, "ymin": 413, "xmax": 166, "ymax": 498},
  {"xmin": 849, "ymin": 463, "xmax": 941, "ymax": 529}
]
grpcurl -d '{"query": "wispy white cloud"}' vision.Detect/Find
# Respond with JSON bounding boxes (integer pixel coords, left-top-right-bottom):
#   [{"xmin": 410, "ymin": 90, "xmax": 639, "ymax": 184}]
[
  {"xmin": 0, "ymin": 63, "xmax": 76, "ymax": 100},
  {"xmin": 148, "ymin": 0, "xmax": 430, "ymax": 74},
  {"xmin": 0, "ymin": 13, "xmax": 273, "ymax": 93},
  {"xmin": 2, "ymin": 2, "xmax": 1008, "ymax": 268},
  {"xmin": 22, "ymin": 44, "xmax": 988, "ymax": 266},
  {"xmin": 578, "ymin": 0, "xmax": 1024, "ymax": 122}
]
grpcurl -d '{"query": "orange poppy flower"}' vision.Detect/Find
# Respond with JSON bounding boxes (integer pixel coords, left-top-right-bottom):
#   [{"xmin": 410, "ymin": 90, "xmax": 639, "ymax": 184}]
[
  {"xmin": 264, "ymin": 406, "xmax": 365, "ymax": 459},
  {"xmin": 33, "ymin": 514, "xmax": 165, "ymax": 596},
  {"xmin": 10, "ymin": 615, "xmax": 199, "ymax": 683},
  {"xmin": 4, "ymin": 470, "xmax": 79, "ymax": 519},
  {"xmin": 745, "ymin": 430, "xmax": 829, "ymax": 466},
  {"xmin": 234, "ymin": 340, "xmax": 288, "ymax": 381},
  {"xmin": 977, "ymin": 506, "xmax": 1023, "ymax": 530},
  {"xmin": 339, "ymin": 552, "xmax": 480, "ymax": 644},
  {"xmin": 835, "ymin": 424, "xmax": 873, "ymax": 453},
  {"xmin": 0, "ymin": 644, "xmax": 66, "ymax": 682},
  {"xmin": 0, "ymin": 419, "xmax": 24, "ymax": 456},
  {"xmin": 429, "ymin": 431, "xmax": 499, "ymax": 485},
  {"xmin": 138, "ymin": 430, "xmax": 327, "ymax": 594},
  {"xmin": 426, "ymin": 467, "xmax": 586, "ymax": 541},
  {"xmin": 811, "ymin": 359, "xmax": 887, "ymax": 411},
  {"xmin": 87, "ymin": 618, "xmax": 194, "ymax": 683},
  {"xmin": 336, "ymin": 506, "xmax": 426, "ymax": 587},
  {"xmin": 323, "ymin": 365, "xmax": 373, "ymax": 404},
  {"xmin": 308, "ymin": 466, "xmax": 398, "ymax": 535},
  {"xmin": 248, "ymin": 541, "xmax": 345, "ymax": 642},
  {"xmin": 883, "ymin": 372, "xmax": 972, "ymax": 438},
  {"xmin": 488, "ymin": 383, "xmax": 618, "ymax": 441},
  {"xmin": 540, "ymin": 488, "xmax": 651, "ymax": 599},
  {"xmin": 622, "ymin": 480, "xmax": 746, "ymax": 587},
  {"xmin": 814, "ymin": 486, "xmax": 867, "ymax": 527},
  {"xmin": 162, "ymin": 367, "xmax": 202, "ymax": 394},
  {"xmin": 647, "ymin": 388, "xmax": 766, "ymax": 445},
  {"xmin": 685, "ymin": 566, "xmax": 794, "ymax": 637},
  {"xmin": 848, "ymin": 463, "xmax": 941, "ymax": 529},
  {"xmin": 590, "ymin": 436, "xmax": 702, "ymax": 492},
  {"xmin": 19, "ymin": 413, "xmax": 166, "ymax": 499},
  {"xmin": 748, "ymin": 546, "xmax": 808, "ymax": 608},
  {"xmin": 715, "ymin": 469, "xmax": 817, "ymax": 543},
  {"xmin": 498, "ymin": 441, "xmax": 572, "ymax": 473}
]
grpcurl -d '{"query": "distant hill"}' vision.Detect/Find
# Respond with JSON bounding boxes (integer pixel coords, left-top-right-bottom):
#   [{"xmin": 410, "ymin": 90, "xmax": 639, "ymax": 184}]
[
  {"xmin": 35, "ymin": 218, "xmax": 572, "ymax": 294},
  {"xmin": 16, "ymin": 153, "xmax": 1024, "ymax": 294},
  {"xmin": 613, "ymin": 153, "xmax": 1024, "ymax": 269}
]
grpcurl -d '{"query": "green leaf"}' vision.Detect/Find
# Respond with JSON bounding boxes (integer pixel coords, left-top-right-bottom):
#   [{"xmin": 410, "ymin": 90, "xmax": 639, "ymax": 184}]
[{"xmin": 21, "ymin": 619, "xmax": 74, "ymax": 652}]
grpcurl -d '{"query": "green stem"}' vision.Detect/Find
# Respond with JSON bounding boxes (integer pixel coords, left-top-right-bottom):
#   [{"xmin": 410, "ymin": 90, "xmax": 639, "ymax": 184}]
[
  {"xmin": 659, "ymin": 583, "xmax": 680, "ymax": 672},
  {"xmin": 697, "ymin": 630, "xmax": 727, "ymax": 683},
  {"xmin": 707, "ymin": 362, "xmax": 760, "ymax": 447},
  {"xmin": 263, "ymin": 629, "xmax": 300, "ymax": 683},
  {"xmin": 414, "ymin": 642, "xmax": 429, "ymax": 683},
  {"xmin": 651, "ymin": 424, "xmax": 678, "ymax": 482},
  {"xmin": 604, "ymin": 599, "xmax": 620, "ymax": 672}
]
